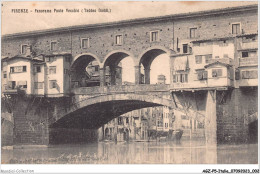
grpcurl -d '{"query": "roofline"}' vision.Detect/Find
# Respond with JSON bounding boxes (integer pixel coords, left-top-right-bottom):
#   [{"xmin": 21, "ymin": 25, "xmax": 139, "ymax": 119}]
[
  {"xmin": 2, "ymin": 4, "xmax": 257, "ymax": 39},
  {"xmin": 204, "ymin": 61, "xmax": 232, "ymax": 68},
  {"xmin": 2, "ymin": 56, "xmax": 44, "ymax": 63}
]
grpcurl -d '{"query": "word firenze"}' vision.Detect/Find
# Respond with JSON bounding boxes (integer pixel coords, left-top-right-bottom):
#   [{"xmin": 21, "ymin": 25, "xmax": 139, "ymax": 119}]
[{"xmin": 11, "ymin": 8, "xmax": 111, "ymax": 13}]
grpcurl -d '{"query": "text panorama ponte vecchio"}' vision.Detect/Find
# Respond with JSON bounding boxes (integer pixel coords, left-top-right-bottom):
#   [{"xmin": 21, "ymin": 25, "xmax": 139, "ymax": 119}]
[{"xmin": 1, "ymin": 4, "xmax": 258, "ymax": 146}]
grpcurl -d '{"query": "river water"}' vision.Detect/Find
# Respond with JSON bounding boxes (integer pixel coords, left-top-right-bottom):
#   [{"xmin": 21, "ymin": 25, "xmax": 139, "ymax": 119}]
[{"xmin": 1, "ymin": 140, "xmax": 258, "ymax": 164}]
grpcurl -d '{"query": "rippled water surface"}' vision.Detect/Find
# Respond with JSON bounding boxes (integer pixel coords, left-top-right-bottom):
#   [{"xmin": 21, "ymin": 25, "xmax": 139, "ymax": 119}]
[{"xmin": 1, "ymin": 140, "xmax": 258, "ymax": 164}]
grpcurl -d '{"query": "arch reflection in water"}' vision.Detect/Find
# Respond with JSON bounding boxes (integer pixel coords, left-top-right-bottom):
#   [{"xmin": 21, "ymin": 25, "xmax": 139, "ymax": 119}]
[{"xmin": 2, "ymin": 140, "xmax": 258, "ymax": 164}]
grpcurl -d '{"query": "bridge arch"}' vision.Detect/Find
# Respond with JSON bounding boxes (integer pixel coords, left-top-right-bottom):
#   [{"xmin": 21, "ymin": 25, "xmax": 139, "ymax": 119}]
[
  {"xmin": 70, "ymin": 53, "xmax": 101, "ymax": 88},
  {"xmin": 101, "ymin": 50, "xmax": 135, "ymax": 68},
  {"xmin": 101, "ymin": 50, "xmax": 135, "ymax": 86},
  {"xmin": 138, "ymin": 46, "xmax": 171, "ymax": 84},
  {"xmin": 51, "ymin": 92, "xmax": 173, "ymax": 129}
]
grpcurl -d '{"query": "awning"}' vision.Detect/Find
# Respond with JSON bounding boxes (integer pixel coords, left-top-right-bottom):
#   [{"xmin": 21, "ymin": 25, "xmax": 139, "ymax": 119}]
[{"xmin": 173, "ymin": 56, "xmax": 189, "ymax": 71}]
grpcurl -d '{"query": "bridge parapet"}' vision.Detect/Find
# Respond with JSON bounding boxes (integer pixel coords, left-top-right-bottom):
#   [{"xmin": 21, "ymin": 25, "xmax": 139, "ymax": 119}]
[{"xmin": 72, "ymin": 84, "xmax": 170, "ymax": 95}]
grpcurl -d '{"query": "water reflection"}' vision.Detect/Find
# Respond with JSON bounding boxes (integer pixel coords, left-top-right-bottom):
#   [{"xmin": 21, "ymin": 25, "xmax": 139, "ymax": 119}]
[{"xmin": 1, "ymin": 140, "xmax": 258, "ymax": 164}]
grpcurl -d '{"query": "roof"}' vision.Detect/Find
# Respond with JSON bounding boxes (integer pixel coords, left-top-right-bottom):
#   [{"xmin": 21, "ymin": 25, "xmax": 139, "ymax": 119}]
[
  {"xmin": 2, "ymin": 55, "xmax": 44, "ymax": 63},
  {"xmin": 191, "ymin": 36, "xmax": 235, "ymax": 43},
  {"xmin": 2, "ymin": 4, "xmax": 257, "ymax": 39},
  {"xmin": 44, "ymin": 52, "xmax": 71, "ymax": 57},
  {"xmin": 191, "ymin": 33, "xmax": 258, "ymax": 43},
  {"xmin": 204, "ymin": 61, "xmax": 232, "ymax": 68}
]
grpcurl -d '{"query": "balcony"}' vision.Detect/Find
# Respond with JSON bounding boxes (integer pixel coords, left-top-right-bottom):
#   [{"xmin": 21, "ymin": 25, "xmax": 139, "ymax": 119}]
[
  {"xmin": 239, "ymin": 41, "xmax": 258, "ymax": 50},
  {"xmin": 239, "ymin": 57, "xmax": 258, "ymax": 67},
  {"xmin": 206, "ymin": 58, "xmax": 233, "ymax": 65},
  {"xmin": 2, "ymin": 85, "xmax": 26, "ymax": 95}
]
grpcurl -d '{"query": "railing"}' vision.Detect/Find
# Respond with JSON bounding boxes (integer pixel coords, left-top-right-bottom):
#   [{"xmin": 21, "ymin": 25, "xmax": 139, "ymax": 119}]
[
  {"xmin": 72, "ymin": 84, "xmax": 170, "ymax": 95},
  {"xmin": 207, "ymin": 58, "xmax": 233, "ymax": 65},
  {"xmin": 240, "ymin": 41, "xmax": 258, "ymax": 50},
  {"xmin": 239, "ymin": 57, "xmax": 258, "ymax": 66}
]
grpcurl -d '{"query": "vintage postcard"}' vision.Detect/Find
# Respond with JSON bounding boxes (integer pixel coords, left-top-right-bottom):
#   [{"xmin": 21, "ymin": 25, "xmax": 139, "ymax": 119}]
[{"xmin": 1, "ymin": 1, "xmax": 259, "ymax": 173}]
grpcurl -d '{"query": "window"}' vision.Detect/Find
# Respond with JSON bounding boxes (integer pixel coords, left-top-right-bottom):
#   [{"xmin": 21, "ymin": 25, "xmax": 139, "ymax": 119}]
[
  {"xmin": 197, "ymin": 70, "xmax": 208, "ymax": 80},
  {"xmin": 34, "ymin": 66, "xmax": 41, "ymax": 73},
  {"xmin": 173, "ymin": 73, "xmax": 188, "ymax": 83},
  {"xmin": 64, "ymin": 69, "xmax": 69, "ymax": 74},
  {"xmin": 115, "ymin": 35, "xmax": 123, "ymax": 45},
  {"xmin": 150, "ymin": 31, "xmax": 159, "ymax": 42},
  {"xmin": 190, "ymin": 28, "xmax": 197, "ymax": 38},
  {"xmin": 8, "ymin": 81, "xmax": 16, "ymax": 89},
  {"xmin": 50, "ymin": 42, "xmax": 57, "ymax": 51},
  {"xmin": 118, "ymin": 117, "xmax": 123, "ymax": 125},
  {"xmin": 49, "ymin": 66, "xmax": 56, "ymax": 74},
  {"xmin": 241, "ymin": 70, "xmax": 258, "ymax": 79},
  {"xmin": 205, "ymin": 54, "xmax": 212, "ymax": 63},
  {"xmin": 195, "ymin": 55, "xmax": 202, "ymax": 64},
  {"xmin": 45, "ymin": 57, "xmax": 50, "ymax": 62},
  {"xmin": 35, "ymin": 82, "xmax": 44, "ymax": 89},
  {"xmin": 183, "ymin": 44, "xmax": 188, "ymax": 53},
  {"xmin": 3, "ymin": 71, "xmax": 7, "ymax": 78},
  {"xmin": 45, "ymin": 56, "xmax": 55, "ymax": 62},
  {"xmin": 94, "ymin": 66, "xmax": 99, "ymax": 72},
  {"xmin": 223, "ymin": 54, "xmax": 229, "ymax": 58},
  {"xmin": 242, "ymin": 52, "xmax": 249, "ymax": 58},
  {"xmin": 212, "ymin": 69, "xmax": 223, "ymax": 77},
  {"xmin": 181, "ymin": 115, "xmax": 189, "ymax": 120},
  {"xmin": 10, "ymin": 66, "xmax": 26, "ymax": 73},
  {"xmin": 49, "ymin": 80, "xmax": 57, "ymax": 89},
  {"xmin": 81, "ymin": 38, "xmax": 89, "ymax": 49},
  {"xmin": 232, "ymin": 23, "xmax": 240, "ymax": 34},
  {"xmin": 126, "ymin": 117, "xmax": 129, "ymax": 124},
  {"xmin": 21, "ymin": 45, "xmax": 27, "ymax": 54}
]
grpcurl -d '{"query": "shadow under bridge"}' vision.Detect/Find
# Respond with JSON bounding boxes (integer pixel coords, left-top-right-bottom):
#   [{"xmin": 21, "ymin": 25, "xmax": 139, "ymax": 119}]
[{"xmin": 50, "ymin": 84, "xmax": 172, "ymax": 129}]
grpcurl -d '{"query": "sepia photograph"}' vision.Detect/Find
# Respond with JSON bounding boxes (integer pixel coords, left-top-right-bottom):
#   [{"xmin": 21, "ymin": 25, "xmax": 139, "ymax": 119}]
[{"xmin": 1, "ymin": 1, "xmax": 259, "ymax": 173}]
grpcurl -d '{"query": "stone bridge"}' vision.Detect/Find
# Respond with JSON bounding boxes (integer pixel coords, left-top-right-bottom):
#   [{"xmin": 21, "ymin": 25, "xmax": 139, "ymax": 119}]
[{"xmin": 50, "ymin": 84, "xmax": 205, "ymax": 129}]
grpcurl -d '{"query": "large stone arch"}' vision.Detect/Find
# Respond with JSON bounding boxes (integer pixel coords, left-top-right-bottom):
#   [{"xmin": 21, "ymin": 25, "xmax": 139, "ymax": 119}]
[
  {"xmin": 137, "ymin": 46, "xmax": 171, "ymax": 84},
  {"xmin": 71, "ymin": 53, "xmax": 101, "ymax": 69},
  {"xmin": 70, "ymin": 53, "xmax": 101, "ymax": 88},
  {"xmin": 51, "ymin": 93, "xmax": 173, "ymax": 129}
]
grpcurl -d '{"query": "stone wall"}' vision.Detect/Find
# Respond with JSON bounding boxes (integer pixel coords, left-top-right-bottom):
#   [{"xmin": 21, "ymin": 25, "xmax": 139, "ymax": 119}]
[
  {"xmin": 49, "ymin": 128, "xmax": 98, "ymax": 144},
  {"xmin": 216, "ymin": 87, "xmax": 258, "ymax": 144}
]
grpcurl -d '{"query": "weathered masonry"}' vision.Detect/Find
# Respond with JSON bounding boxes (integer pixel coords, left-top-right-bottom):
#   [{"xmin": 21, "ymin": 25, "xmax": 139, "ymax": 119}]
[{"xmin": 1, "ymin": 4, "xmax": 258, "ymax": 145}]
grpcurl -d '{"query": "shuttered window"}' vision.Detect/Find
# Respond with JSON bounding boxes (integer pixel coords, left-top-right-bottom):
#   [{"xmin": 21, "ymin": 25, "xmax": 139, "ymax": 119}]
[
  {"xmin": 195, "ymin": 55, "xmax": 202, "ymax": 64},
  {"xmin": 241, "ymin": 70, "xmax": 258, "ymax": 79},
  {"xmin": 212, "ymin": 69, "xmax": 223, "ymax": 77},
  {"xmin": 35, "ymin": 82, "xmax": 44, "ymax": 89}
]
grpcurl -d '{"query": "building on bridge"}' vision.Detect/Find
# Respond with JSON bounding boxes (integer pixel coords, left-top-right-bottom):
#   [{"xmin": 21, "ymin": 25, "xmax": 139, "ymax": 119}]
[
  {"xmin": 1, "ymin": 4, "xmax": 258, "ymax": 145},
  {"xmin": 1, "ymin": 51, "xmax": 72, "ymax": 97}
]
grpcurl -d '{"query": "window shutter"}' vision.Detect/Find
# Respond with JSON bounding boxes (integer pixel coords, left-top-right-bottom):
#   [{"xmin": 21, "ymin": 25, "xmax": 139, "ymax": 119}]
[
  {"xmin": 203, "ymin": 71, "xmax": 208, "ymax": 79},
  {"xmin": 197, "ymin": 71, "xmax": 203, "ymax": 80},
  {"xmin": 235, "ymin": 69, "xmax": 240, "ymax": 80},
  {"xmin": 173, "ymin": 75, "xmax": 176, "ymax": 83}
]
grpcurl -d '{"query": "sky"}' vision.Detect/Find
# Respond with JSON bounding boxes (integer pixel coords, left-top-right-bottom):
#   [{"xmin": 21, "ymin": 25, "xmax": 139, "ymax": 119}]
[
  {"xmin": 1, "ymin": 1, "xmax": 257, "ymax": 35},
  {"xmin": 1, "ymin": 1, "xmax": 257, "ymax": 84}
]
